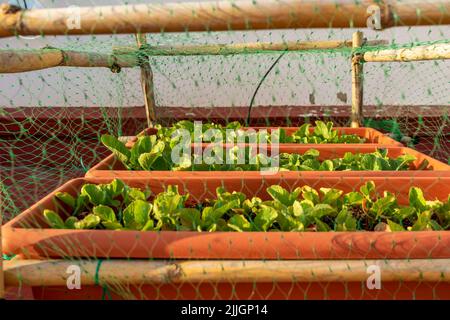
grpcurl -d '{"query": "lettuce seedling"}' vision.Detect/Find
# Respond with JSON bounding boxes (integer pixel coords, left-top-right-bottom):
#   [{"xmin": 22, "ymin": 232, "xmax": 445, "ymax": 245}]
[
  {"xmin": 44, "ymin": 179, "xmax": 449, "ymax": 232},
  {"xmin": 290, "ymin": 121, "xmax": 364, "ymax": 144}
]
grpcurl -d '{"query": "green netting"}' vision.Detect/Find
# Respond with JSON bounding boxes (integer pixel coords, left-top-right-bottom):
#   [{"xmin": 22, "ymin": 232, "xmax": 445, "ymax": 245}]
[{"xmin": 1, "ymin": 0, "xmax": 449, "ymax": 301}]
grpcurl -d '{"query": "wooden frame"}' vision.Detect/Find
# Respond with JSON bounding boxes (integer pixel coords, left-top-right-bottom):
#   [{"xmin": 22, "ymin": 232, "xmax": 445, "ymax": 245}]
[
  {"xmin": 1, "ymin": 0, "xmax": 450, "ymax": 299},
  {"xmin": 5, "ymin": 258, "xmax": 450, "ymax": 286},
  {"xmin": 0, "ymin": 39, "xmax": 389, "ymax": 74},
  {"xmin": 1, "ymin": 1, "xmax": 449, "ymax": 38},
  {"xmin": 135, "ymin": 33, "xmax": 156, "ymax": 127},
  {"xmin": 353, "ymin": 40, "xmax": 450, "ymax": 128},
  {"xmin": 363, "ymin": 42, "xmax": 450, "ymax": 62},
  {"xmin": 351, "ymin": 31, "xmax": 364, "ymax": 128},
  {"xmin": 113, "ymin": 39, "xmax": 387, "ymax": 56},
  {"xmin": 0, "ymin": 48, "xmax": 138, "ymax": 73}
]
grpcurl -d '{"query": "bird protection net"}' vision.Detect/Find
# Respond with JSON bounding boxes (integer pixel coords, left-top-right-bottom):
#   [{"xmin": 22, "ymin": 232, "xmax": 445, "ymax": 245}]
[{"xmin": 0, "ymin": 0, "xmax": 449, "ymax": 301}]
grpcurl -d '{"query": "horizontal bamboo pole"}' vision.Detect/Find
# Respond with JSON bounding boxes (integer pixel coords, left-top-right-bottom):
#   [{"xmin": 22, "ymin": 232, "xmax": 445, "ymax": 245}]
[
  {"xmin": 0, "ymin": 1, "xmax": 449, "ymax": 38},
  {"xmin": 0, "ymin": 48, "xmax": 139, "ymax": 73},
  {"xmin": 114, "ymin": 40, "xmax": 388, "ymax": 56},
  {"xmin": 363, "ymin": 42, "xmax": 450, "ymax": 62},
  {"xmin": 4, "ymin": 259, "xmax": 450, "ymax": 287}
]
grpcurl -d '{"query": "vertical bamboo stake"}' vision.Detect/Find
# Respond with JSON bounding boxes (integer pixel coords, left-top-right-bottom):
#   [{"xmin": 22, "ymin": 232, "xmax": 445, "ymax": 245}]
[
  {"xmin": 136, "ymin": 33, "xmax": 156, "ymax": 127},
  {"xmin": 351, "ymin": 31, "xmax": 364, "ymax": 128}
]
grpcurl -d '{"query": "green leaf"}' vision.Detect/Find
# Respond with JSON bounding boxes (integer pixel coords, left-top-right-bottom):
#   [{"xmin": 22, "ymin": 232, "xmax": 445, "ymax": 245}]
[
  {"xmin": 301, "ymin": 159, "xmax": 321, "ymax": 170},
  {"xmin": 55, "ymin": 192, "xmax": 76, "ymax": 208},
  {"xmin": 174, "ymin": 120, "xmax": 195, "ymax": 132},
  {"xmin": 411, "ymin": 211, "xmax": 432, "ymax": 231},
  {"xmin": 342, "ymin": 152, "xmax": 355, "ymax": 163},
  {"xmin": 141, "ymin": 219, "xmax": 156, "ymax": 231},
  {"xmin": 81, "ymin": 184, "xmax": 107, "ymax": 206},
  {"xmin": 409, "ymin": 187, "xmax": 428, "ymax": 212},
  {"xmin": 360, "ymin": 181, "xmax": 376, "ymax": 199},
  {"xmin": 73, "ymin": 194, "xmax": 88, "ymax": 217},
  {"xmin": 335, "ymin": 208, "xmax": 357, "ymax": 231},
  {"xmin": 296, "ymin": 123, "xmax": 311, "ymax": 138},
  {"xmin": 138, "ymin": 140, "xmax": 166, "ymax": 170},
  {"xmin": 267, "ymin": 185, "xmax": 291, "ymax": 206},
  {"xmin": 242, "ymin": 197, "xmax": 263, "ymax": 214},
  {"xmin": 429, "ymin": 220, "xmax": 444, "ymax": 231},
  {"xmin": 254, "ymin": 205, "xmax": 278, "ymax": 231},
  {"xmin": 228, "ymin": 215, "xmax": 252, "ymax": 232},
  {"xmin": 216, "ymin": 188, "xmax": 246, "ymax": 205},
  {"xmin": 395, "ymin": 154, "xmax": 416, "ymax": 171},
  {"xmin": 151, "ymin": 140, "xmax": 166, "ymax": 154},
  {"xmin": 320, "ymin": 188, "xmax": 343, "ymax": 205},
  {"xmin": 123, "ymin": 200, "xmax": 152, "ymax": 230},
  {"xmin": 43, "ymin": 209, "xmax": 65, "ymax": 229},
  {"xmin": 292, "ymin": 200, "xmax": 304, "ymax": 217},
  {"xmin": 394, "ymin": 207, "xmax": 416, "ymax": 220},
  {"xmin": 309, "ymin": 204, "xmax": 336, "ymax": 218},
  {"xmin": 125, "ymin": 187, "xmax": 149, "ymax": 203},
  {"xmin": 179, "ymin": 208, "xmax": 202, "ymax": 230},
  {"xmin": 343, "ymin": 192, "xmax": 364, "ymax": 206},
  {"xmin": 369, "ymin": 192, "xmax": 397, "ymax": 217},
  {"xmin": 387, "ymin": 219, "xmax": 406, "ymax": 232},
  {"xmin": 74, "ymin": 214, "xmax": 101, "ymax": 230},
  {"xmin": 107, "ymin": 179, "xmax": 126, "ymax": 198},
  {"xmin": 138, "ymin": 152, "xmax": 160, "ymax": 170},
  {"xmin": 153, "ymin": 187, "xmax": 187, "ymax": 228},
  {"xmin": 376, "ymin": 148, "xmax": 388, "ymax": 158},
  {"xmin": 360, "ymin": 154, "xmax": 382, "ymax": 170},
  {"xmin": 64, "ymin": 216, "xmax": 78, "ymax": 229},
  {"xmin": 303, "ymin": 149, "xmax": 319, "ymax": 158},
  {"xmin": 314, "ymin": 218, "xmax": 331, "ymax": 231},
  {"xmin": 93, "ymin": 205, "xmax": 117, "ymax": 223},
  {"xmin": 314, "ymin": 121, "xmax": 331, "ymax": 139},
  {"xmin": 101, "ymin": 134, "xmax": 131, "ymax": 165},
  {"xmin": 301, "ymin": 186, "xmax": 320, "ymax": 205},
  {"xmin": 210, "ymin": 199, "xmax": 240, "ymax": 220},
  {"xmin": 319, "ymin": 160, "xmax": 334, "ymax": 171},
  {"xmin": 130, "ymin": 135, "xmax": 154, "ymax": 166}
]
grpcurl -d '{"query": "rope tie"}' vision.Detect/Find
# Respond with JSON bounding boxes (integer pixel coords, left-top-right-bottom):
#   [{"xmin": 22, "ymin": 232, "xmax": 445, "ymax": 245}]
[{"xmin": 94, "ymin": 259, "xmax": 112, "ymax": 300}]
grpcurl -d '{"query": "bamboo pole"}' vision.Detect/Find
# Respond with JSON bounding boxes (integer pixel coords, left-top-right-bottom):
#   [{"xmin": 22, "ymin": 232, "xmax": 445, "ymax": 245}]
[
  {"xmin": 351, "ymin": 31, "xmax": 364, "ymax": 128},
  {"xmin": 363, "ymin": 42, "xmax": 450, "ymax": 62},
  {"xmin": 0, "ymin": 48, "xmax": 139, "ymax": 73},
  {"xmin": 392, "ymin": 0, "xmax": 450, "ymax": 26},
  {"xmin": 136, "ymin": 33, "xmax": 156, "ymax": 126},
  {"xmin": 0, "ymin": 1, "xmax": 449, "ymax": 38},
  {"xmin": 113, "ymin": 40, "xmax": 388, "ymax": 57},
  {"xmin": 4, "ymin": 258, "xmax": 450, "ymax": 287}
]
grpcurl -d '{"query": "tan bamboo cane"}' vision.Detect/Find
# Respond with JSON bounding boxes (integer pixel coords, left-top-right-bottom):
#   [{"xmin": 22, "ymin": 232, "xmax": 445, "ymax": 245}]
[
  {"xmin": 363, "ymin": 42, "xmax": 450, "ymax": 62},
  {"xmin": 0, "ymin": 48, "xmax": 139, "ymax": 73},
  {"xmin": 113, "ymin": 40, "xmax": 388, "ymax": 56},
  {"xmin": 4, "ymin": 258, "xmax": 450, "ymax": 287},
  {"xmin": 351, "ymin": 31, "xmax": 364, "ymax": 128},
  {"xmin": 1, "ymin": 1, "xmax": 449, "ymax": 37},
  {"xmin": 136, "ymin": 33, "xmax": 156, "ymax": 125}
]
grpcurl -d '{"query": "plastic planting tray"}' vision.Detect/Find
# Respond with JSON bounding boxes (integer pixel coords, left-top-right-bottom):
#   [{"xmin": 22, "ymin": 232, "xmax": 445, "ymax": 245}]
[
  {"xmin": 126, "ymin": 126, "xmax": 403, "ymax": 147},
  {"xmin": 3, "ymin": 176, "xmax": 450, "ymax": 260},
  {"xmin": 86, "ymin": 145, "xmax": 450, "ymax": 178}
]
